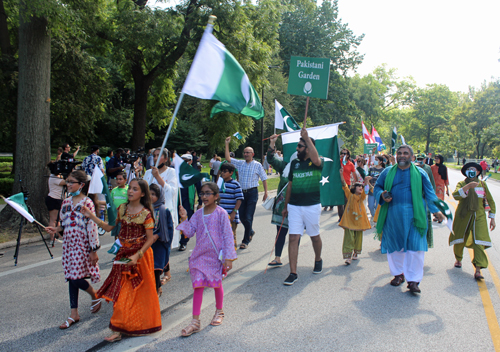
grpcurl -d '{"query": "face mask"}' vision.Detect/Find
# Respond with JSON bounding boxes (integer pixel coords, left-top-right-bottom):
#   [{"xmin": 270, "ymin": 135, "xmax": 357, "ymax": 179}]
[
  {"xmin": 466, "ymin": 170, "xmax": 477, "ymax": 178},
  {"xmin": 69, "ymin": 190, "xmax": 81, "ymax": 197},
  {"xmin": 374, "ymin": 160, "xmax": 379, "ymax": 166}
]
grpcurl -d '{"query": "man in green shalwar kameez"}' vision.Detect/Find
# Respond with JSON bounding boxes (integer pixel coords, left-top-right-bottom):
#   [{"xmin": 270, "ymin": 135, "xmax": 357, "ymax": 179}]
[{"xmin": 450, "ymin": 162, "xmax": 496, "ymax": 280}]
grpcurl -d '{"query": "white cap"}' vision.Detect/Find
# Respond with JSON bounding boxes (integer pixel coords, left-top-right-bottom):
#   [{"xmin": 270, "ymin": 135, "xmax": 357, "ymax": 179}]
[{"xmin": 181, "ymin": 154, "xmax": 193, "ymax": 160}]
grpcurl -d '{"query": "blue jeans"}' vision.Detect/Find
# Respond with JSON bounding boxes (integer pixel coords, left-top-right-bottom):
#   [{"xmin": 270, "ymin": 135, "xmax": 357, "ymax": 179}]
[
  {"xmin": 239, "ymin": 188, "xmax": 258, "ymax": 244},
  {"xmin": 368, "ymin": 194, "xmax": 377, "ymax": 217}
]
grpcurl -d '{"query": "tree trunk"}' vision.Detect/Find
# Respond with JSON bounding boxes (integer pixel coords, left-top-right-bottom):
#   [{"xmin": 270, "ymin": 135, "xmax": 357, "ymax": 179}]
[
  {"xmin": 131, "ymin": 78, "xmax": 148, "ymax": 151},
  {"xmin": 425, "ymin": 128, "xmax": 431, "ymax": 154},
  {"xmin": 0, "ymin": 6, "xmax": 51, "ymax": 227},
  {"xmin": 131, "ymin": 62, "xmax": 156, "ymax": 151}
]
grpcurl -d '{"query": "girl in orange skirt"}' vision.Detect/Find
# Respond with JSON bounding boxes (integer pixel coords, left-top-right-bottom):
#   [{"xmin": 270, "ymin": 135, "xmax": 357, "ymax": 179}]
[{"xmin": 82, "ymin": 179, "xmax": 161, "ymax": 342}]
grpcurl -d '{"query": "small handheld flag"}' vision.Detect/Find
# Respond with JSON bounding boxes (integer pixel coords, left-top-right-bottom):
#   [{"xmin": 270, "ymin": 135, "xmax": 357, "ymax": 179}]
[
  {"xmin": 2, "ymin": 193, "xmax": 45, "ymax": 229},
  {"xmin": 275, "ymin": 100, "xmax": 300, "ymax": 132},
  {"xmin": 233, "ymin": 132, "xmax": 242, "ymax": 140},
  {"xmin": 174, "ymin": 154, "xmax": 205, "ymax": 188}
]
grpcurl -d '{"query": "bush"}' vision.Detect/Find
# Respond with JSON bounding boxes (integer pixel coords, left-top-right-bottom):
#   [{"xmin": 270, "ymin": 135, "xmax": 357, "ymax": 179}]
[
  {"xmin": 0, "ymin": 178, "xmax": 14, "ymax": 196},
  {"xmin": 0, "ymin": 172, "xmax": 12, "ymax": 179},
  {"xmin": 0, "ymin": 157, "xmax": 13, "ymax": 163}
]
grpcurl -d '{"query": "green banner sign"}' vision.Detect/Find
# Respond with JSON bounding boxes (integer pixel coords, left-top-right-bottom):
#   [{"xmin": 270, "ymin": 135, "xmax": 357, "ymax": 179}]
[
  {"xmin": 287, "ymin": 56, "xmax": 331, "ymax": 100},
  {"xmin": 364, "ymin": 143, "xmax": 378, "ymax": 154}
]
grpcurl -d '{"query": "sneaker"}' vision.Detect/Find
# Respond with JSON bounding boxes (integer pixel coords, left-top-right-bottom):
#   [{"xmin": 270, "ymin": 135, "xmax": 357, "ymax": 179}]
[
  {"xmin": 284, "ymin": 273, "xmax": 298, "ymax": 286},
  {"xmin": 313, "ymin": 259, "xmax": 323, "ymax": 274},
  {"xmin": 178, "ymin": 244, "xmax": 187, "ymax": 251}
]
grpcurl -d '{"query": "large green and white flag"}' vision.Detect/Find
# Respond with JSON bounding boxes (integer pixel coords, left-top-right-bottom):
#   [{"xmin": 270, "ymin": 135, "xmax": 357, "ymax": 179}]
[
  {"xmin": 275, "ymin": 100, "xmax": 300, "ymax": 132},
  {"xmin": 281, "ymin": 123, "xmax": 344, "ymax": 207},
  {"xmin": 2, "ymin": 193, "xmax": 34, "ymax": 223},
  {"xmin": 174, "ymin": 154, "xmax": 207, "ymax": 189},
  {"xmin": 88, "ymin": 165, "xmax": 117, "ymax": 226},
  {"xmin": 182, "ymin": 23, "xmax": 264, "ymax": 120}
]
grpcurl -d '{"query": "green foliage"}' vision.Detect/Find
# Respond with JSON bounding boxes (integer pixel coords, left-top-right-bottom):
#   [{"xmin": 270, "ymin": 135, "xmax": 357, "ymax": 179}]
[{"xmin": 0, "ymin": 157, "xmax": 13, "ymax": 163}]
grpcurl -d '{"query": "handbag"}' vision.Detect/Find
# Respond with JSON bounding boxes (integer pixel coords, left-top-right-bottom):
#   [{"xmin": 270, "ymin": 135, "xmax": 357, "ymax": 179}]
[
  {"xmin": 202, "ymin": 210, "xmax": 227, "ymax": 278},
  {"xmin": 262, "ymin": 196, "xmax": 275, "ymax": 211}
]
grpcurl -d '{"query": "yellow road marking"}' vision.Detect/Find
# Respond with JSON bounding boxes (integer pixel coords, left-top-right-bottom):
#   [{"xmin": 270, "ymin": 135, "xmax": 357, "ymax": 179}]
[
  {"xmin": 449, "ymin": 195, "xmax": 500, "ymax": 350},
  {"xmin": 468, "ymin": 249, "xmax": 500, "ymax": 351},
  {"xmin": 487, "ymin": 252, "xmax": 500, "ymax": 302}
]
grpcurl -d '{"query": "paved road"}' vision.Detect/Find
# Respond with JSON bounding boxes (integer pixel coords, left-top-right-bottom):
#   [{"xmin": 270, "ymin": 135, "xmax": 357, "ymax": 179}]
[{"xmin": 1, "ymin": 168, "xmax": 500, "ymax": 351}]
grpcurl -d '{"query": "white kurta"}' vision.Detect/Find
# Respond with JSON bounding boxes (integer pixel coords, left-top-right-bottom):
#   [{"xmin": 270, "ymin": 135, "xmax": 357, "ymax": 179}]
[{"xmin": 145, "ymin": 167, "xmax": 180, "ymax": 248}]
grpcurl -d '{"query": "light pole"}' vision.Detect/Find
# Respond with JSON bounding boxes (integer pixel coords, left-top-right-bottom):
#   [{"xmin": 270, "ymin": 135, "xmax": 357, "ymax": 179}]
[{"xmin": 261, "ymin": 65, "xmax": 280, "ymax": 164}]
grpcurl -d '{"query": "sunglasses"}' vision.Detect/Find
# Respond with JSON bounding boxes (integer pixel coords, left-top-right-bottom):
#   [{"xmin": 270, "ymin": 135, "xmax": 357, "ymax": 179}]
[{"xmin": 297, "ymin": 144, "xmax": 306, "ymax": 149}]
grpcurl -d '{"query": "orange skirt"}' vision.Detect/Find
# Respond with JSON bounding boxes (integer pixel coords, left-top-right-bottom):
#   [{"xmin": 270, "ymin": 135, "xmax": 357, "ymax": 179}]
[{"xmin": 107, "ymin": 248, "xmax": 162, "ymax": 335}]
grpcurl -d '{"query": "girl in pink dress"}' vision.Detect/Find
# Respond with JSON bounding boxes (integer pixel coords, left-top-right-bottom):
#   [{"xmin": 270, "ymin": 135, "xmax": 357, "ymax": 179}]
[{"xmin": 177, "ymin": 182, "xmax": 237, "ymax": 337}]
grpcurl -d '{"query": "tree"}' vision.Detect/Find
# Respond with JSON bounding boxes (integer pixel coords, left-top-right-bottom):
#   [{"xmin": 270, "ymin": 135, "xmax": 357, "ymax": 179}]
[
  {"xmin": 407, "ymin": 84, "xmax": 458, "ymax": 153},
  {"xmin": 1, "ymin": 2, "xmax": 52, "ymax": 226}
]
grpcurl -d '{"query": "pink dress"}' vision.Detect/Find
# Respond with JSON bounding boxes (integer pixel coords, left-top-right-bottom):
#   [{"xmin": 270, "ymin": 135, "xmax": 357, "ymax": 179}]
[
  {"xmin": 60, "ymin": 197, "xmax": 100, "ymax": 283},
  {"xmin": 177, "ymin": 206, "xmax": 237, "ymax": 288}
]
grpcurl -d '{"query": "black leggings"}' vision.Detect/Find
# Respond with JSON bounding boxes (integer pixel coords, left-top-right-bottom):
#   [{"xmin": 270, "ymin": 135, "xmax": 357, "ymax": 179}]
[
  {"xmin": 154, "ymin": 270, "xmax": 162, "ymax": 290},
  {"xmin": 68, "ymin": 279, "xmax": 90, "ymax": 309}
]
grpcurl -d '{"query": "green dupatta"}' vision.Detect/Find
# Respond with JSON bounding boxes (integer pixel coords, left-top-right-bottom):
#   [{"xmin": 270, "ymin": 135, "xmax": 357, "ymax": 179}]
[{"xmin": 376, "ymin": 163, "xmax": 427, "ymax": 237}]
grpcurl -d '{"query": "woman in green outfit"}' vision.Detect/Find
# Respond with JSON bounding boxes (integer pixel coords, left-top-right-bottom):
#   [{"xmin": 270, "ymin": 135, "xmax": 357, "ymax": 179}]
[{"xmin": 450, "ymin": 162, "xmax": 496, "ymax": 280}]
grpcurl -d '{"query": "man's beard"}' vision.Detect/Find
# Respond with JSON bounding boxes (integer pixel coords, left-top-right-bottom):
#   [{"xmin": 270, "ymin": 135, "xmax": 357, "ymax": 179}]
[
  {"xmin": 297, "ymin": 149, "xmax": 307, "ymax": 160},
  {"xmin": 398, "ymin": 158, "xmax": 410, "ymax": 167}
]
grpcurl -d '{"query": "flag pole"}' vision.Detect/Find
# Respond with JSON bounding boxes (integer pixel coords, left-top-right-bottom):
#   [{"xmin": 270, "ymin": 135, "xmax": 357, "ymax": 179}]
[
  {"xmin": 154, "ymin": 16, "xmax": 218, "ymax": 169},
  {"xmin": 155, "ymin": 92, "xmax": 185, "ymax": 169},
  {"xmin": 303, "ymin": 96, "xmax": 310, "ymax": 126}
]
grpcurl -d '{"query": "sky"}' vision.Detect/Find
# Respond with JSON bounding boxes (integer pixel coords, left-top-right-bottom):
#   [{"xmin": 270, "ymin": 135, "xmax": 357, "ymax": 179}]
[
  {"xmin": 150, "ymin": 0, "xmax": 500, "ymax": 93},
  {"xmin": 337, "ymin": 0, "xmax": 500, "ymax": 92}
]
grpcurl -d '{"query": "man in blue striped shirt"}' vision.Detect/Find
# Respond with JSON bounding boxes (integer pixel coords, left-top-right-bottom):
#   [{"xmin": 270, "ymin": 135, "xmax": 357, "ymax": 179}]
[
  {"xmin": 219, "ymin": 163, "xmax": 244, "ymax": 249},
  {"xmin": 225, "ymin": 136, "xmax": 268, "ymax": 249}
]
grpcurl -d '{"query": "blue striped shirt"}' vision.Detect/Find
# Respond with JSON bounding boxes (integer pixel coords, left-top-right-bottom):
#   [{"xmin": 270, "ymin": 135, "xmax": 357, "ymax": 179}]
[
  {"xmin": 219, "ymin": 179, "xmax": 244, "ymax": 223},
  {"xmin": 230, "ymin": 158, "xmax": 267, "ymax": 190}
]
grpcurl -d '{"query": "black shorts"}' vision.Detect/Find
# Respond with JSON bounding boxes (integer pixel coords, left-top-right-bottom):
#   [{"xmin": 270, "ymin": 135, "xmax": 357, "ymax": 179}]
[{"xmin": 45, "ymin": 196, "xmax": 63, "ymax": 211}]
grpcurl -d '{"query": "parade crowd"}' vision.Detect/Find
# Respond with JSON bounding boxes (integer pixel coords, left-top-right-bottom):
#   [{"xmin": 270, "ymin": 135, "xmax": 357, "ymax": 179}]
[{"xmin": 43, "ymin": 129, "xmax": 496, "ymax": 341}]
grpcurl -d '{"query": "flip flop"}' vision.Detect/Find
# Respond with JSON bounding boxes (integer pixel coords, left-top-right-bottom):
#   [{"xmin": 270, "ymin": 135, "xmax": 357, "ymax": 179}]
[
  {"xmin": 454, "ymin": 261, "xmax": 462, "ymax": 268},
  {"xmin": 59, "ymin": 317, "xmax": 79, "ymax": 330},
  {"xmin": 104, "ymin": 332, "xmax": 122, "ymax": 342},
  {"xmin": 268, "ymin": 260, "xmax": 283, "ymax": 267},
  {"xmin": 90, "ymin": 298, "xmax": 102, "ymax": 313}
]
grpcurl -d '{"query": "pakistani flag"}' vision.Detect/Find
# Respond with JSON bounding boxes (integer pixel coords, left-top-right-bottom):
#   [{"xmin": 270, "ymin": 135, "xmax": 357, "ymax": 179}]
[
  {"xmin": 174, "ymin": 154, "xmax": 206, "ymax": 188},
  {"xmin": 275, "ymin": 100, "xmax": 300, "ymax": 132},
  {"xmin": 233, "ymin": 132, "xmax": 242, "ymax": 140},
  {"xmin": 182, "ymin": 22, "xmax": 264, "ymax": 120},
  {"xmin": 391, "ymin": 127, "xmax": 397, "ymax": 154},
  {"xmin": 281, "ymin": 123, "xmax": 345, "ymax": 207},
  {"xmin": 88, "ymin": 165, "xmax": 117, "ymax": 226},
  {"xmin": 400, "ymin": 135, "xmax": 406, "ymax": 145},
  {"xmin": 2, "ymin": 193, "xmax": 34, "ymax": 223}
]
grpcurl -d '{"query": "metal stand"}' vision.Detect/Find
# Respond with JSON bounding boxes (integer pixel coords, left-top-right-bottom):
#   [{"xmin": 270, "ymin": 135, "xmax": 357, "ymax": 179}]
[
  {"xmin": 12, "ymin": 183, "xmax": 54, "ymax": 266},
  {"xmin": 13, "ymin": 203, "xmax": 53, "ymax": 266}
]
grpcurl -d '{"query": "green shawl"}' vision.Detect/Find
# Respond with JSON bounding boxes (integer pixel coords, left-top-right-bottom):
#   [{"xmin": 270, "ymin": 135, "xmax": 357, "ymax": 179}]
[{"xmin": 376, "ymin": 163, "xmax": 427, "ymax": 237}]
